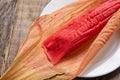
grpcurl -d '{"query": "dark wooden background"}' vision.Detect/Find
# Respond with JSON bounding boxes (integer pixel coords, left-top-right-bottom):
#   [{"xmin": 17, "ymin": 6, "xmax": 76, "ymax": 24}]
[{"xmin": 0, "ymin": 0, "xmax": 120, "ymax": 80}]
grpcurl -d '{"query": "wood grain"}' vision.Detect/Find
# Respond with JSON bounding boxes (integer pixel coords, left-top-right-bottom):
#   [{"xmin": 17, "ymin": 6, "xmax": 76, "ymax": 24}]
[
  {"xmin": 0, "ymin": 0, "xmax": 17, "ymax": 76},
  {"xmin": 0, "ymin": 0, "xmax": 120, "ymax": 80}
]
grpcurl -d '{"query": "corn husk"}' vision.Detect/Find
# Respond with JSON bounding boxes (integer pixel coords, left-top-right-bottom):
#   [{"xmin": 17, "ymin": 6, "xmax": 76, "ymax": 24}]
[{"xmin": 0, "ymin": 0, "xmax": 112, "ymax": 80}]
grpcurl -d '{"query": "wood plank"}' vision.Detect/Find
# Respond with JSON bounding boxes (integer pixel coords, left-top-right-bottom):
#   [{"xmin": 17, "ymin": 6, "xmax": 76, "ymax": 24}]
[{"xmin": 0, "ymin": 0, "xmax": 17, "ymax": 76}]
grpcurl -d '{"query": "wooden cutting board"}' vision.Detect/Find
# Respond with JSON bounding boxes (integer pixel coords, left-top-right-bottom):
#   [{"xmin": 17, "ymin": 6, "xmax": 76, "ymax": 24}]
[{"xmin": 0, "ymin": 0, "xmax": 120, "ymax": 80}]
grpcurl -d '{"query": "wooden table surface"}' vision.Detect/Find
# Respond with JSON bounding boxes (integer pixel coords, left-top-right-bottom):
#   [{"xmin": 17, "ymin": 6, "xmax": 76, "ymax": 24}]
[{"xmin": 0, "ymin": 0, "xmax": 120, "ymax": 80}]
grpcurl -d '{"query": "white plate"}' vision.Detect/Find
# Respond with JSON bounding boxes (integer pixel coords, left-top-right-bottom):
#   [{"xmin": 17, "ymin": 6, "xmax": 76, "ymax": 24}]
[{"xmin": 40, "ymin": 0, "xmax": 120, "ymax": 78}]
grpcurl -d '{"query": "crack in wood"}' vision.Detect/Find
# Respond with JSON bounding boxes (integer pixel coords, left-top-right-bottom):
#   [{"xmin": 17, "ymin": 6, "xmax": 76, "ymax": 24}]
[{"xmin": 43, "ymin": 73, "xmax": 65, "ymax": 80}]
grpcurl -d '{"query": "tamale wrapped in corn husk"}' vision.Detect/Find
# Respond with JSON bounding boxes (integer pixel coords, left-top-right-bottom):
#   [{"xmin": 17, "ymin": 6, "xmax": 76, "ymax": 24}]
[{"xmin": 2, "ymin": 0, "xmax": 120, "ymax": 80}]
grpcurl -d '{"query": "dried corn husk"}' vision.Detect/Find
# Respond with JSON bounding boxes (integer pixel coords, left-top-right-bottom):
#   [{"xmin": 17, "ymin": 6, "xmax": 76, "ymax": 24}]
[{"xmin": 0, "ymin": 0, "xmax": 112, "ymax": 80}]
